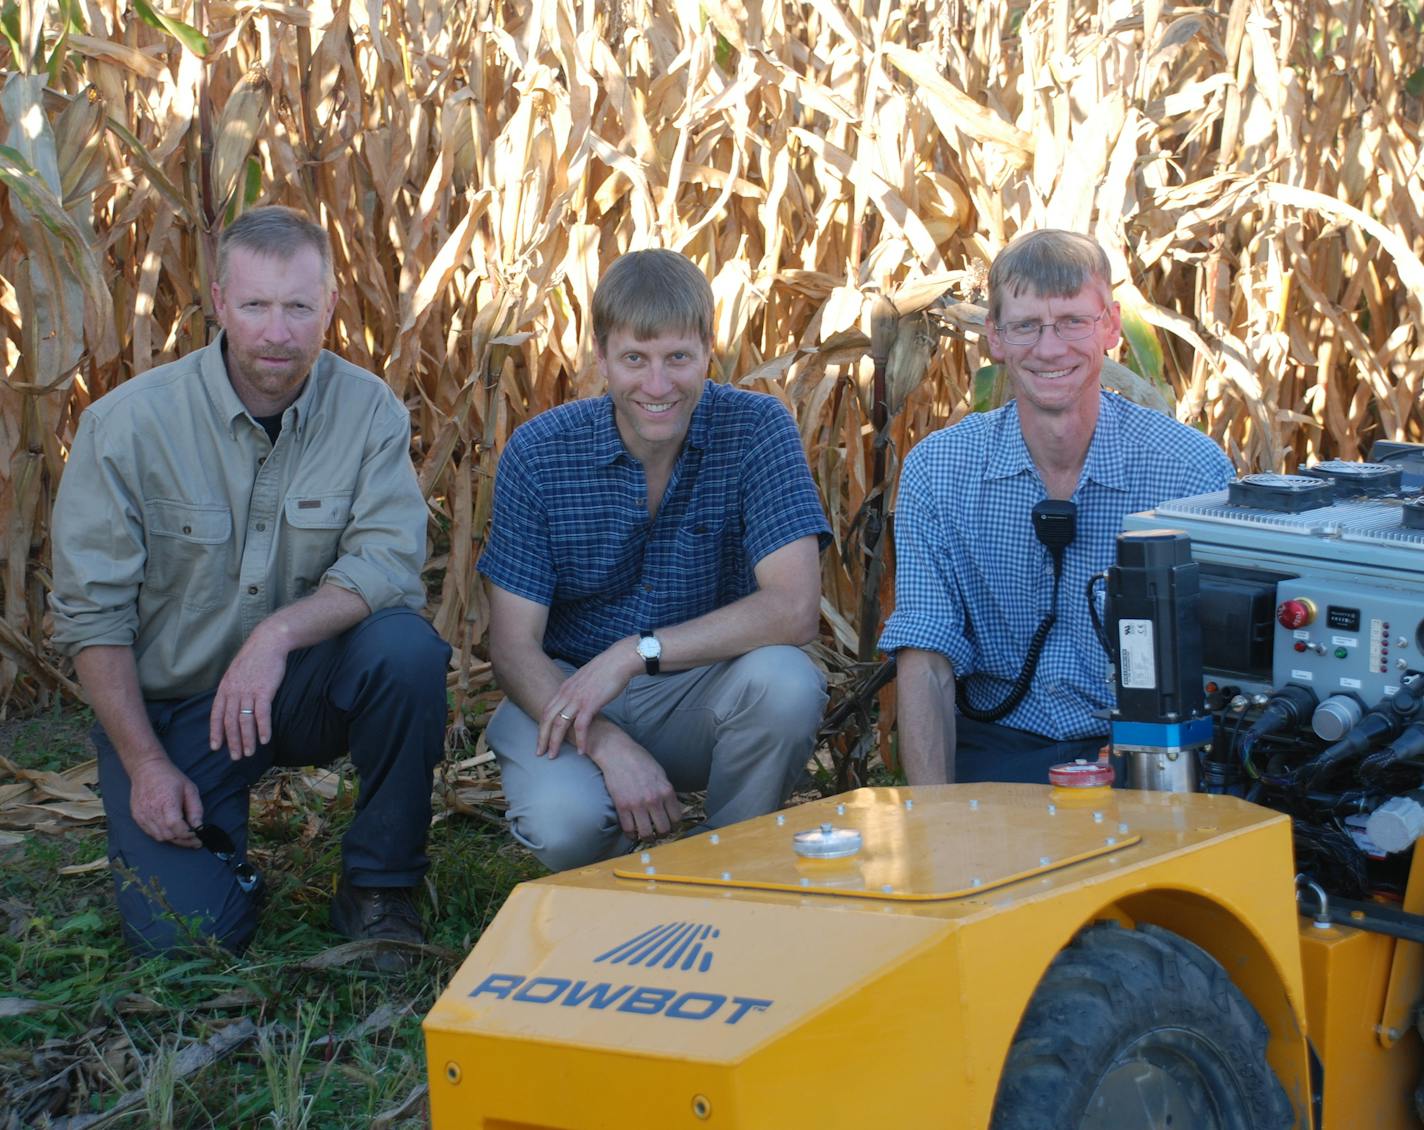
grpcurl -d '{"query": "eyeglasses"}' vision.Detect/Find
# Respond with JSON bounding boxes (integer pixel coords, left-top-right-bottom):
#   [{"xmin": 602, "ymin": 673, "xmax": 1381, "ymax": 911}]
[
  {"xmin": 994, "ymin": 310, "xmax": 1110, "ymax": 346},
  {"xmin": 189, "ymin": 822, "xmax": 263, "ymax": 896}
]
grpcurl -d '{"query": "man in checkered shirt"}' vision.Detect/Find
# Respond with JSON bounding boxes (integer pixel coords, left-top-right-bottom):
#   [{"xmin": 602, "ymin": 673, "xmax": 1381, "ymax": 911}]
[
  {"xmin": 880, "ymin": 230, "xmax": 1235, "ymax": 785},
  {"xmin": 478, "ymin": 250, "xmax": 830, "ymax": 870}
]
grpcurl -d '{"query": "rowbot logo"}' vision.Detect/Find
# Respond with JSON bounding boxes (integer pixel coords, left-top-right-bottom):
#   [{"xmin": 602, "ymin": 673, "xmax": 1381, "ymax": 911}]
[
  {"xmin": 469, "ymin": 921, "xmax": 773, "ymax": 1024},
  {"xmin": 594, "ymin": 921, "xmax": 720, "ymax": 973}
]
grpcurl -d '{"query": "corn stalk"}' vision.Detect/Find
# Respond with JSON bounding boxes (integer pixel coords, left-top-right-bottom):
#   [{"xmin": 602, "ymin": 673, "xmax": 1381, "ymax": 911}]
[{"xmin": 0, "ymin": 0, "xmax": 1421, "ymax": 718}]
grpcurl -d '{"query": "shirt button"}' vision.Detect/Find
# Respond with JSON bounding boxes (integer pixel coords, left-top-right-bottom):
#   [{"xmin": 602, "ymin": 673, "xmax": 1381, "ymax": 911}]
[
  {"xmin": 255, "ymin": 522, "xmax": 266, "ymax": 531},
  {"xmin": 257, "ymin": 457, "xmax": 266, "ymax": 466},
  {"xmin": 642, "ymin": 583, "xmax": 653, "ymax": 593},
  {"xmin": 247, "ymin": 585, "xmax": 259, "ymax": 595},
  {"xmin": 182, "ymin": 525, "xmax": 192, "ymax": 534}
]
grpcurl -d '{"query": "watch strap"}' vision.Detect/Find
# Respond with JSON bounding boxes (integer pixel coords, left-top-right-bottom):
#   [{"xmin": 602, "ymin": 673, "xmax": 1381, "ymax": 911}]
[{"xmin": 639, "ymin": 629, "xmax": 661, "ymax": 676}]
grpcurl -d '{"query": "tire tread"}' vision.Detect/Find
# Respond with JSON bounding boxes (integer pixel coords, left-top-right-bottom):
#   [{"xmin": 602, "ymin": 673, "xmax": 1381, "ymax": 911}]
[{"xmin": 990, "ymin": 922, "xmax": 1295, "ymax": 1130}]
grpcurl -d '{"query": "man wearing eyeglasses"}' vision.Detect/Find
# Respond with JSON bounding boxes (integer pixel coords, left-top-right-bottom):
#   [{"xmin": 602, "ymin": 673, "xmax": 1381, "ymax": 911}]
[
  {"xmin": 50, "ymin": 207, "xmax": 450, "ymax": 967},
  {"xmin": 880, "ymin": 229, "xmax": 1235, "ymax": 785}
]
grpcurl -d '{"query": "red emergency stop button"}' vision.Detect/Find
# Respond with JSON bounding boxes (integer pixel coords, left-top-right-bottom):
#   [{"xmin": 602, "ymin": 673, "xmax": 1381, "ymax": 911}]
[{"xmin": 1277, "ymin": 598, "xmax": 1316, "ymax": 629}]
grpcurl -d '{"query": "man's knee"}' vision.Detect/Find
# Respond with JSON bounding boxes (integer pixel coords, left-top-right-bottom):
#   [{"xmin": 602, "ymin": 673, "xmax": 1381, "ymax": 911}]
[
  {"xmin": 112, "ymin": 856, "xmax": 257, "ymax": 957},
  {"xmin": 721, "ymin": 646, "xmax": 827, "ymax": 737},
  {"xmin": 342, "ymin": 608, "xmax": 451, "ymax": 694},
  {"xmin": 511, "ymin": 804, "xmax": 625, "ymax": 873},
  {"xmin": 487, "ymin": 702, "xmax": 627, "ymax": 871}
]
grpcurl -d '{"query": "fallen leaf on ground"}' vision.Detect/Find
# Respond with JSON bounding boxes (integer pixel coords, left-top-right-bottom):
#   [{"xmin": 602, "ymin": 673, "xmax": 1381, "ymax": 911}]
[
  {"xmin": 58, "ymin": 857, "xmax": 109, "ymax": 875},
  {"xmin": 0, "ymin": 996, "xmax": 48, "ymax": 1016}
]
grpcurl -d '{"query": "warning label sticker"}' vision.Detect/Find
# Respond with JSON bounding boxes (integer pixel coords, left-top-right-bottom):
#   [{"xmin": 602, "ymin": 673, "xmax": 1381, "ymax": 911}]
[{"xmin": 1118, "ymin": 619, "xmax": 1157, "ymax": 689}]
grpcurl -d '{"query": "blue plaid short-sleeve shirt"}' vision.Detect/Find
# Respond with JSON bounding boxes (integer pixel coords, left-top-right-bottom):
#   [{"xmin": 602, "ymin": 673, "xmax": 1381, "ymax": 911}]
[
  {"xmin": 878, "ymin": 391, "xmax": 1236, "ymax": 740},
  {"xmin": 479, "ymin": 380, "xmax": 830, "ymax": 666}
]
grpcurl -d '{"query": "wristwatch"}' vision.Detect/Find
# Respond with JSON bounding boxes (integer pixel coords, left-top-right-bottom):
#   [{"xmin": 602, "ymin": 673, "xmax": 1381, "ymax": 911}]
[{"xmin": 636, "ymin": 630, "xmax": 662, "ymax": 676}]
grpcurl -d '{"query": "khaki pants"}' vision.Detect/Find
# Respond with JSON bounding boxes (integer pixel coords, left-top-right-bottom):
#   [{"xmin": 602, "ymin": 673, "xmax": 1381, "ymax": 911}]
[{"xmin": 486, "ymin": 644, "xmax": 827, "ymax": 872}]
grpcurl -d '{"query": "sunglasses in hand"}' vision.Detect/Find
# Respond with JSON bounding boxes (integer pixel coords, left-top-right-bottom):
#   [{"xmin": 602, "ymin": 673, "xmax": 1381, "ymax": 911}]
[{"xmin": 188, "ymin": 822, "xmax": 263, "ymax": 896}]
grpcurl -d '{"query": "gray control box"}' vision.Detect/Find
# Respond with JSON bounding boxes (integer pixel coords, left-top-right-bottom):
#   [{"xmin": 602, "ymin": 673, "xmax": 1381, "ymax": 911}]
[{"xmin": 1123, "ymin": 489, "xmax": 1424, "ymax": 696}]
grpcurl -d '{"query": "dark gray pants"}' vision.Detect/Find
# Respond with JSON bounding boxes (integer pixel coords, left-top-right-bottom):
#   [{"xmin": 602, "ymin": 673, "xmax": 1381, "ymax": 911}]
[
  {"xmin": 954, "ymin": 715, "xmax": 1116, "ymax": 784},
  {"xmin": 95, "ymin": 608, "xmax": 450, "ymax": 956}
]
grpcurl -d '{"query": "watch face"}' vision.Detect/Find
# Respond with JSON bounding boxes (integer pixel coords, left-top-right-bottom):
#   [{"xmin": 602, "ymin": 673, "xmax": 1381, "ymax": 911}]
[{"xmin": 637, "ymin": 636, "xmax": 660, "ymax": 659}]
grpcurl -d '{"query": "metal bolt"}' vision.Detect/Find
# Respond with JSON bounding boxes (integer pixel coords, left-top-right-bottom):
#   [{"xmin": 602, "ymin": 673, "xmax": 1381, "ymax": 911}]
[
  {"xmin": 720, "ymin": 871, "xmax": 731, "ymax": 881},
  {"xmin": 1040, "ymin": 856, "xmax": 1052, "ymax": 866},
  {"xmin": 709, "ymin": 833, "xmax": 720, "ymax": 845},
  {"xmin": 776, "ymin": 814, "xmax": 786, "ymax": 826},
  {"xmin": 800, "ymin": 877, "xmax": 810, "ymax": 887},
  {"xmin": 1118, "ymin": 823, "xmax": 1129, "ymax": 834},
  {"xmin": 1389, "ymin": 1027, "xmax": 1402, "ymax": 1041},
  {"xmin": 971, "ymin": 877, "xmax": 982, "ymax": 887},
  {"xmin": 820, "ymin": 822, "xmax": 833, "ymax": 835},
  {"xmin": 836, "ymin": 803, "xmax": 846, "ymax": 815},
  {"xmin": 645, "ymin": 865, "xmax": 656, "ymax": 875},
  {"xmin": 882, "ymin": 884, "xmax": 894, "ymax": 894},
  {"xmin": 904, "ymin": 798, "xmax": 914, "ymax": 811},
  {"xmin": 1105, "ymin": 836, "xmax": 1117, "ymax": 846},
  {"xmin": 1093, "ymin": 811, "xmax": 1104, "ymax": 823},
  {"xmin": 1047, "ymin": 803, "xmax": 1057, "ymax": 815},
  {"xmin": 969, "ymin": 798, "xmax": 979, "ymax": 811},
  {"xmin": 640, "ymin": 851, "xmax": 651, "ymax": 863}
]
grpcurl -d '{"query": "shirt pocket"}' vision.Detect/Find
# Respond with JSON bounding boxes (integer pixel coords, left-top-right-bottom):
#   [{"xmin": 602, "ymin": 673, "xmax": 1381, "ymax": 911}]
[
  {"xmin": 144, "ymin": 499, "xmax": 234, "ymax": 610},
  {"xmin": 669, "ymin": 518, "xmax": 726, "ymax": 611},
  {"xmin": 283, "ymin": 492, "xmax": 353, "ymax": 590}
]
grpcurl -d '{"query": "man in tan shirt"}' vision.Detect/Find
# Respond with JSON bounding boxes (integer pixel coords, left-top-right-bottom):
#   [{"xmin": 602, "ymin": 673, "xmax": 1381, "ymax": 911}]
[{"xmin": 50, "ymin": 206, "xmax": 449, "ymax": 968}]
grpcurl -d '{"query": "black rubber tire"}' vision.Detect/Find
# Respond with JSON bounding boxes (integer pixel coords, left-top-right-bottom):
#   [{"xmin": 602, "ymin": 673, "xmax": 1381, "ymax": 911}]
[{"xmin": 990, "ymin": 921, "xmax": 1295, "ymax": 1130}]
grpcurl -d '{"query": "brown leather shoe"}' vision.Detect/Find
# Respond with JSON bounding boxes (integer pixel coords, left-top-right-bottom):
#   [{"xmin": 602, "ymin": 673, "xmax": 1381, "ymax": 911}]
[{"xmin": 329, "ymin": 880, "xmax": 424, "ymax": 971}]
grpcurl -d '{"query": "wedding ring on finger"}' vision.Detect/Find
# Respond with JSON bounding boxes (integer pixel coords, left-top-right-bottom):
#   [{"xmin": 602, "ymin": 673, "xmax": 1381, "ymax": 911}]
[
  {"xmin": 558, "ymin": 710, "xmax": 574, "ymax": 721},
  {"xmin": 240, "ymin": 708, "xmax": 255, "ymax": 715}
]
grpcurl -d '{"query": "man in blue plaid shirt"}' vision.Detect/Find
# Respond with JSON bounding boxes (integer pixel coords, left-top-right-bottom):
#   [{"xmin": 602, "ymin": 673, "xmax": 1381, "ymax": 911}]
[
  {"xmin": 880, "ymin": 230, "xmax": 1235, "ymax": 784},
  {"xmin": 478, "ymin": 250, "xmax": 830, "ymax": 870}
]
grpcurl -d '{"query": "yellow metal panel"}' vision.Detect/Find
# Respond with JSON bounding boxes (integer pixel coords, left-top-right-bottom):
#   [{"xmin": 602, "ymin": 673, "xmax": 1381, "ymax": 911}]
[
  {"xmin": 426, "ymin": 786, "xmax": 1315, "ymax": 1130},
  {"xmin": 425, "ymin": 887, "xmax": 947, "ymax": 1059},
  {"xmin": 1380, "ymin": 839, "xmax": 1424, "ymax": 1047},
  {"xmin": 611, "ymin": 786, "xmax": 1142, "ymax": 899},
  {"xmin": 1300, "ymin": 922, "xmax": 1423, "ymax": 1130}
]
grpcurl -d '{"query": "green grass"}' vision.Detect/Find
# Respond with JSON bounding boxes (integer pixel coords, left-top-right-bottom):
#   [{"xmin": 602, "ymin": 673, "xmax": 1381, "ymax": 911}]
[{"xmin": 0, "ymin": 708, "xmax": 544, "ymax": 1128}]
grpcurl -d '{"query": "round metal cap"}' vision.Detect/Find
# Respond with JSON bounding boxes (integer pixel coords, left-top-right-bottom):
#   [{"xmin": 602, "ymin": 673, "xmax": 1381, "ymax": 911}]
[
  {"xmin": 1049, "ymin": 758, "xmax": 1115, "ymax": 788},
  {"xmin": 793, "ymin": 822, "xmax": 863, "ymax": 859},
  {"xmin": 1313, "ymin": 694, "xmax": 1363, "ymax": 742}
]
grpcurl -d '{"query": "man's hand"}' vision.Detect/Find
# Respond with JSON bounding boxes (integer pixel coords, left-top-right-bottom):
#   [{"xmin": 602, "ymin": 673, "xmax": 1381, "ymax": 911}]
[
  {"xmin": 588, "ymin": 732, "xmax": 684, "ymax": 841},
  {"xmin": 209, "ymin": 627, "xmax": 288, "ymax": 758},
  {"xmin": 208, "ymin": 583, "xmax": 370, "ymax": 758},
  {"xmin": 537, "ymin": 637, "xmax": 642, "ymax": 758},
  {"xmin": 129, "ymin": 757, "xmax": 203, "ymax": 847}
]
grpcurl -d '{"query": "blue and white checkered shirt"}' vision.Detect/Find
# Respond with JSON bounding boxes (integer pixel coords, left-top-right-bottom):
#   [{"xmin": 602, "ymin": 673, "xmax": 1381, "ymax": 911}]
[
  {"xmin": 479, "ymin": 380, "xmax": 830, "ymax": 666},
  {"xmin": 879, "ymin": 391, "xmax": 1236, "ymax": 739}
]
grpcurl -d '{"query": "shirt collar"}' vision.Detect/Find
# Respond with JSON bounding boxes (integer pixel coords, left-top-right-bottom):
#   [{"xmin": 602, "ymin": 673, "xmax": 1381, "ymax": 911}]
[
  {"xmin": 201, "ymin": 331, "xmax": 323, "ymax": 441},
  {"xmin": 592, "ymin": 398, "xmax": 627, "ymax": 466},
  {"xmin": 685, "ymin": 380, "xmax": 713, "ymax": 450},
  {"xmin": 1080, "ymin": 391, "xmax": 1129, "ymax": 491},
  {"xmin": 983, "ymin": 390, "xmax": 1127, "ymax": 491},
  {"xmin": 201, "ymin": 332, "xmax": 250, "ymax": 438},
  {"xmin": 984, "ymin": 402, "xmax": 1037, "ymax": 481}
]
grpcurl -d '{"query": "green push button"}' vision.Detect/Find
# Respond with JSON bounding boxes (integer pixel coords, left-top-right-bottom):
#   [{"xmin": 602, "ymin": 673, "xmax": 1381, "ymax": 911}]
[{"xmin": 1334, "ymin": 647, "xmax": 1348, "ymax": 659}]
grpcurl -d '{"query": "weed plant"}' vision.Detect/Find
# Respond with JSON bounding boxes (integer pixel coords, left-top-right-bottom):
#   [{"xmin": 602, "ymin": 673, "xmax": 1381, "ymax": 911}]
[{"xmin": 0, "ymin": 709, "xmax": 544, "ymax": 1128}]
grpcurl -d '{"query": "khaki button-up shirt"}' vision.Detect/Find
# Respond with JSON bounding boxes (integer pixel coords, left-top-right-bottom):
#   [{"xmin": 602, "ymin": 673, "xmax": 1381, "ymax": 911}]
[{"xmin": 50, "ymin": 334, "xmax": 427, "ymax": 700}]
